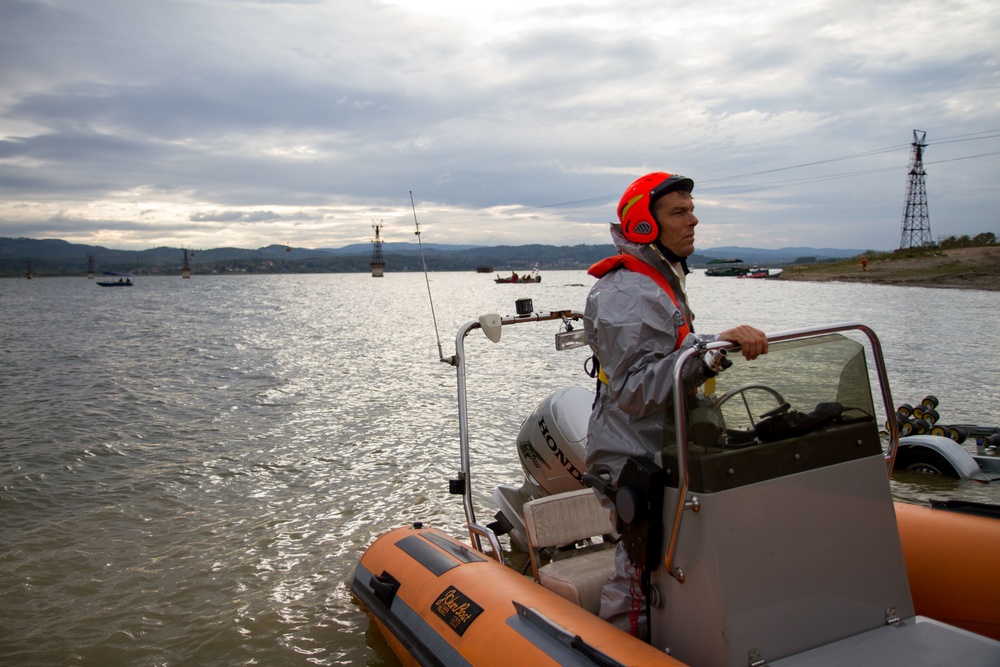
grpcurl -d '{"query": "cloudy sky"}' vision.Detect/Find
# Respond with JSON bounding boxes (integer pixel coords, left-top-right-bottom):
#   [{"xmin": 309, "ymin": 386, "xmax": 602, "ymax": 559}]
[{"xmin": 1, "ymin": 0, "xmax": 997, "ymax": 252}]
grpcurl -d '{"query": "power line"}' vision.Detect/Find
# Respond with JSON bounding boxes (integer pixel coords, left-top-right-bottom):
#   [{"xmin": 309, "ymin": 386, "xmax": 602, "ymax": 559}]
[
  {"xmin": 702, "ymin": 166, "xmax": 903, "ymax": 194},
  {"xmin": 927, "ymin": 150, "xmax": 1000, "ymax": 165},
  {"xmin": 698, "ymin": 145, "xmax": 908, "ymax": 185},
  {"xmin": 701, "ymin": 151, "xmax": 1000, "ymax": 195},
  {"xmin": 516, "ymin": 131, "xmax": 1000, "ymax": 212}
]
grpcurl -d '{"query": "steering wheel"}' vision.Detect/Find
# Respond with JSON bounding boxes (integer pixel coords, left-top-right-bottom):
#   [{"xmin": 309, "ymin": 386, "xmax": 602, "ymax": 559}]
[{"xmin": 714, "ymin": 383, "xmax": 788, "ymax": 427}]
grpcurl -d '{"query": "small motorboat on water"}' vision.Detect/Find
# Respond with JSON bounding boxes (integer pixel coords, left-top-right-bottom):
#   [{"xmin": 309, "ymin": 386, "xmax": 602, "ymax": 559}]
[
  {"xmin": 738, "ymin": 265, "xmax": 783, "ymax": 279},
  {"xmin": 96, "ymin": 271, "xmax": 135, "ymax": 287},
  {"xmin": 495, "ymin": 270, "xmax": 541, "ymax": 284},
  {"xmin": 351, "ymin": 306, "xmax": 1000, "ymax": 666}
]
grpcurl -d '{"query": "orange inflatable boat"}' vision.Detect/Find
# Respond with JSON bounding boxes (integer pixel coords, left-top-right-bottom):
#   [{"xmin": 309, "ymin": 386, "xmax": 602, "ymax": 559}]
[
  {"xmin": 352, "ymin": 312, "xmax": 1000, "ymax": 666},
  {"xmin": 896, "ymin": 501, "xmax": 1000, "ymax": 641}
]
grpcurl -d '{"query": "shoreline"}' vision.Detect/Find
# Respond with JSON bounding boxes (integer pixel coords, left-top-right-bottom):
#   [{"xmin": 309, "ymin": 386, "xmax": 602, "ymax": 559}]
[{"xmin": 777, "ymin": 246, "xmax": 1000, "ymax": 292}]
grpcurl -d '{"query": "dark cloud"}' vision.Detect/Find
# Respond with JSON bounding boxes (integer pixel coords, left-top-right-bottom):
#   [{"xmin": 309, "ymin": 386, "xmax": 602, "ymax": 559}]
[{"xmin": 0, "ymin": 0, "xmax": 996, "ymax": 250}]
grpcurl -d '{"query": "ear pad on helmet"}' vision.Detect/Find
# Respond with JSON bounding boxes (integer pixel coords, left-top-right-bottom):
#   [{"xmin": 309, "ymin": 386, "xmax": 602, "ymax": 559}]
[
  {"xmin": 618, "ymin": 175, "xmax": 664, "ymax": 244},
  {"xmin": 621, "ymin": 201, "xmax": 659, "ymax": 244}
]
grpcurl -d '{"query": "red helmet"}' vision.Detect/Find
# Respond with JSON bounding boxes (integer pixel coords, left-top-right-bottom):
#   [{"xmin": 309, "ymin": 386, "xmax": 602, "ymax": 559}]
[{"xmin": 617, "ymin": 172, "xmax": 694, "ymax": 244}]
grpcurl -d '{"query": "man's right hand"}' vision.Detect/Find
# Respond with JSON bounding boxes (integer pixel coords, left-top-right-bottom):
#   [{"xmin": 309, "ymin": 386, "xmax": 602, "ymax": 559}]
[{"xmin": 717, "ymin": 325, "xmax": 768, "ymax": 360}]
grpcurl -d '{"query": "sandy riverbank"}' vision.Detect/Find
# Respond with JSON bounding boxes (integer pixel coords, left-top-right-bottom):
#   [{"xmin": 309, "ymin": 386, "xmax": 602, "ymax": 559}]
[{"xmin": 778, "ymin": 246, "xmax": 1000, "ymax": 291}]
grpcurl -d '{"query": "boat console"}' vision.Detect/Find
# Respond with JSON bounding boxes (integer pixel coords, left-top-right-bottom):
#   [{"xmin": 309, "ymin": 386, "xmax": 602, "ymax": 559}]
[{"xmin": 646, "ymin": 332, "xmax": 920, "ymax": 665}]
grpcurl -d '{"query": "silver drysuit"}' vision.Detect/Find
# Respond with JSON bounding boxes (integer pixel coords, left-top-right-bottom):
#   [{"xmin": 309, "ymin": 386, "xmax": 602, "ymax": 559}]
[{"xmin": 583, "ymin": 223, "xmax": 716, "ymax": 633}]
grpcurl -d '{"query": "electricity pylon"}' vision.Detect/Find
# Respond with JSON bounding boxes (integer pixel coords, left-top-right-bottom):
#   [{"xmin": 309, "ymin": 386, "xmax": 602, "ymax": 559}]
[{"xmin": 899, "ymin": 130, "xmax": 932, "ymax": 249}]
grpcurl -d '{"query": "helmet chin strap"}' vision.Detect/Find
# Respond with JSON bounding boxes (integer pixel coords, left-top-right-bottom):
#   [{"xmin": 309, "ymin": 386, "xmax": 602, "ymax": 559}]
[
  {"xmin": 650, "ymin": 242, "xmax": 690, "ymax": 276},
  {"xmin": 649, "ymin": 241, "xmax": 692, "ymax": 306}
]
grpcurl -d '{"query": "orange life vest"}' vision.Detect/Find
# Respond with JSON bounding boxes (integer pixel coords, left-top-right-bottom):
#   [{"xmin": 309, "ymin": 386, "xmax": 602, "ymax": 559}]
[{"xmin": 588, "ymin": 253, "xmax": 693, "ymax": 348}]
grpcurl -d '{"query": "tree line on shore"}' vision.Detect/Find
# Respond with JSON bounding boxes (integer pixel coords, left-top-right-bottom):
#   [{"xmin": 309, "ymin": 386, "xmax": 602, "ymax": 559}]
[
  {"xmin": 855, "ymin": 232, "xmax": 996, "ymax": 264},
  {"xmin": 3, "ymin": 233, "xmax": 994, "ymax": 278}
]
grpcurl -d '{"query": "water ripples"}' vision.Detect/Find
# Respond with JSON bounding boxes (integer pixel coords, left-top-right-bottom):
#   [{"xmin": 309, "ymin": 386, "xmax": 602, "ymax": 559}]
[{"xmin": 1, "ymin": 272, "xmax": 998, "ymax": 665}]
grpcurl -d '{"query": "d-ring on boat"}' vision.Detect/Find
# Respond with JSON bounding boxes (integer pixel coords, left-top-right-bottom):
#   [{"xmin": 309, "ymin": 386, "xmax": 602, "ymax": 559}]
[{"xmin": 351, "ymin": 306, "xmax": 1000, "ymax": 666}]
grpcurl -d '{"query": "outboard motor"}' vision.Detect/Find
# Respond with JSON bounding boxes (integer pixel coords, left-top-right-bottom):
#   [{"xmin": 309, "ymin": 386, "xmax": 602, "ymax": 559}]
[
  {"xmin": 490, "ymin": 387, "xmax": 594, "ymax": 551},
  {"xmin": 516, "ymin": 387, "xmax": 592, "ymax": 495}
]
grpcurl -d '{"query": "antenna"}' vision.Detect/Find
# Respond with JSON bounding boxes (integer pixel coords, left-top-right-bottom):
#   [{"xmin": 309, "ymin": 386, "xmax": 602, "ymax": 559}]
[
  {"xmin": 899, "ymin": 129, "xmax": 932, "ymax": 249},
  {"xmin": 410, "ymin": 191, "xmax": 448, "ymax": 363}
]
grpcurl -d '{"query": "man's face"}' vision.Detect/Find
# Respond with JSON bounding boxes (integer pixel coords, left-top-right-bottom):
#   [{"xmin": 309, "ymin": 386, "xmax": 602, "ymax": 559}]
[{"xmin": 652, "ymin": 191, "xmax": 698, "ymax": 257}]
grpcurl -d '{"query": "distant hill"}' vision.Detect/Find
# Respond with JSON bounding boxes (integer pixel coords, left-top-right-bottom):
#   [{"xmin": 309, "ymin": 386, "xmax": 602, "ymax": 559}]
[{"xmin": 0, "ymin": 236, "xmax": 871, "ymax": 278}]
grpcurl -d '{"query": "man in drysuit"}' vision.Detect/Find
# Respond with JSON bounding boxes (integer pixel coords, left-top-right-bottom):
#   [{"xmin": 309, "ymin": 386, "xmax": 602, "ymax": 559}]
[{"xmin": 584, "ymin": 171, "xmax": 768, "ymax": 636}]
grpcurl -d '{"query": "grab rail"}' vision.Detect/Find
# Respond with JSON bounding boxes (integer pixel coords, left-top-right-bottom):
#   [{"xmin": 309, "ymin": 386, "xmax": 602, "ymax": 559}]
[
  {"xmin": 451, "ymin": 310, "xmax": 585, "ymax": 563},
  {"xmin": 665, "ymin": 322, "xmax": 897, "ymax": 582}
]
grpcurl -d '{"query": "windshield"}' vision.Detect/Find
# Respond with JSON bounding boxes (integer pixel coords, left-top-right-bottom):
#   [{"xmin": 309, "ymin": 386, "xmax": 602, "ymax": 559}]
[{"xmin": 665, "ymin": 334, "xmax": 882, "ymax": 493}]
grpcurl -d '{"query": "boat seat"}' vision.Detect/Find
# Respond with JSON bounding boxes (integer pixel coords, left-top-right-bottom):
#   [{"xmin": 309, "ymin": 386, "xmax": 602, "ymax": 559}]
[{"xmin": 522, "ymin": 489, "xmax": 617, "ymax": 615}]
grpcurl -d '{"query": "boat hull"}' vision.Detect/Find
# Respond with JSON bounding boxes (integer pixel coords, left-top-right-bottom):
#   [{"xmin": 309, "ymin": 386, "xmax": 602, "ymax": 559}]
[
  {"xmin": 896, "ymin": 502, "xmax": 1000, "ymax": 641},
  {"xmin": 351, "ymin": 525, "xmax": 681, "ymax": 667},
  {"xmin": 354, "ymin": 502, "xmax": 1000, "ymax": 665}
]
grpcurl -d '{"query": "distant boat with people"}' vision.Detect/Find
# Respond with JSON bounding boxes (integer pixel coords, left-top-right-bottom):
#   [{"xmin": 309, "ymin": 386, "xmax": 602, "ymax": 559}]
[
  {"xmin": 495, "ymin": 270, "xmax": 541, "ymax": 284},
  {"xmin": 96, "ymin": 271, "xmax": 134, "ymax": 287}
]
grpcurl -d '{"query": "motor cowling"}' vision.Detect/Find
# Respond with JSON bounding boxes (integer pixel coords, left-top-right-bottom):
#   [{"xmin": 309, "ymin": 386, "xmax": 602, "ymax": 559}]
[{"xmin": 516, "ymin": 387, "xmax": 593, "ymax": 496}]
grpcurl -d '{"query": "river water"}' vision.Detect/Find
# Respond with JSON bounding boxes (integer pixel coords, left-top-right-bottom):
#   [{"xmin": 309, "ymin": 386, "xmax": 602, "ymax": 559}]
[{"xmin": 2, "ymin": 271, "xmax": 997, "ymax": 666}]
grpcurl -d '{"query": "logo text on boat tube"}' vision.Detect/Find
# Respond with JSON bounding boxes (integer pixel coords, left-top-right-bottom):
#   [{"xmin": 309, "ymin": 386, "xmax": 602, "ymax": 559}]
[{"xmin": 432, "ymin": 587, "xmax": 484, "ymax": 636}]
